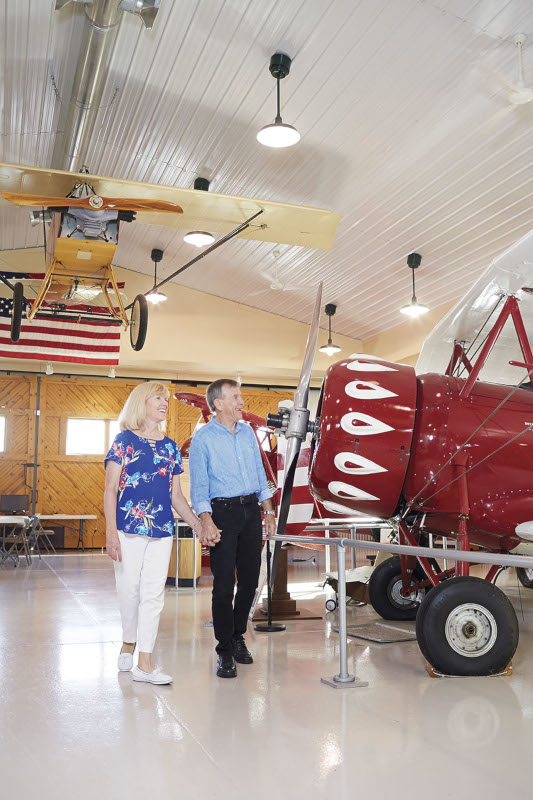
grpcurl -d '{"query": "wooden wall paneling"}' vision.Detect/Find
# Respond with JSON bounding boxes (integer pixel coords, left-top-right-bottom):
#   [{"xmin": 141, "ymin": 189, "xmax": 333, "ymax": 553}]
[{"xmin": 0, "ymin": 375, "xmax": 36, "ymax": 501}]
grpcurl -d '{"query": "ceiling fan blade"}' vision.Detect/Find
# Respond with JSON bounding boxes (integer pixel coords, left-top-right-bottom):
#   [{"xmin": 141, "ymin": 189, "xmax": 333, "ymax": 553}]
[
  {"xmin": 270, "ymin": 282, "xmax": 322, "ymax": 586},
  {"xmin": 2, "ymin": 192, "xmax": 183, "ymax": 213}
]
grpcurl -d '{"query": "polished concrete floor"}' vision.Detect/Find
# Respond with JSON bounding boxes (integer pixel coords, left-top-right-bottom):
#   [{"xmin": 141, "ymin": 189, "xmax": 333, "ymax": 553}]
[{"xmin": 2, "ymin": 550, "xmax": 533, "ymax": 799}]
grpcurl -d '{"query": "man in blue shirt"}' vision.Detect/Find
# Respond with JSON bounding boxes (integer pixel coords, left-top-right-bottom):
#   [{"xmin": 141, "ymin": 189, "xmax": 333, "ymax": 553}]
[{"xmin": 190, "ymin": 379, "xmax": 276, "ymax": 678}]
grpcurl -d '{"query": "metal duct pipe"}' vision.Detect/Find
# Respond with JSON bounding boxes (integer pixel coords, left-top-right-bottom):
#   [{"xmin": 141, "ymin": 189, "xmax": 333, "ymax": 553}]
[{"xmin": 52, "ymin": 0, "xmax": 161, "ymax": 173}]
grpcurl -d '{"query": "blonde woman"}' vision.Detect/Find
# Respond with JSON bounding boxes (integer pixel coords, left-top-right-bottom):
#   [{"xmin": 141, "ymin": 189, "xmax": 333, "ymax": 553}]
[{"xmin": 104, "ymin": 382, "xmax": 201, "ymax": 684}]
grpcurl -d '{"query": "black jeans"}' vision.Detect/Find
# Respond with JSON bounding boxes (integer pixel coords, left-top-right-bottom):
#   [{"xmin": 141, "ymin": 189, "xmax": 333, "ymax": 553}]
[{"xmin": 210, "ymin": 502, "xmax": 262, "ymax": 654}]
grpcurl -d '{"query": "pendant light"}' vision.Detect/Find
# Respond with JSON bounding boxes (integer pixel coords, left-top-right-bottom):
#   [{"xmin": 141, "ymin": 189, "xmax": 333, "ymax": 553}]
[
  {"xmin": 145, "ymin": 248, "xmax": 167, "ymax": 304},
  {"xmin": 184, "ymin": 177, "xmax": 215, "ymax": 247},
  {"xmin": 319, "ymin": 303, "xmax": 341, "ymax": 356},
  {"xmin": 400, "ymin": 252, "xmax": 429, "ymax": 317},
  {"xmin": 257, "ymin": 53, "xmax": 300, "ymax": 148}
]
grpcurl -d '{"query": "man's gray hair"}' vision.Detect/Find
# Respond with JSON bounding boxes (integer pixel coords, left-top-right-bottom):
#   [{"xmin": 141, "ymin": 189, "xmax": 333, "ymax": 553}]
[{"xmin": 206, "ymin": 378, "xmax": 239, "ymax": 413}]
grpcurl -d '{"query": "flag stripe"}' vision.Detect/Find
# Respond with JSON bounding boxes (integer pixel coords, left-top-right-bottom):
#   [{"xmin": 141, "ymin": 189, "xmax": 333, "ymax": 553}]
[{"xmin": 0, "ymin": 322, "xmax": 121, "ymax": 340}]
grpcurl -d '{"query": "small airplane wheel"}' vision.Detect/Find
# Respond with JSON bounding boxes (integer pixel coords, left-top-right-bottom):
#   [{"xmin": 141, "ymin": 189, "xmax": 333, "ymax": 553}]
[
  {"xmin": 368, "ymin": 555, "xmax": 426, "ymax": 620},
  {"xmin": 416, "ymin": 576, "xmax": 518, "ymax": 676},
  {"xmin": 10, "ymin": 281, "xmax": 24, "ymax": 342},
  {"xmin": 325, "ymin": 598, "xmax": 338, "ymax": 612},
  {"xmin": 130, "ymin": 294, "xmax": 148, "ymax": 351},
  {"xmin": 516, "ymin": 567, "xmax": 533, "ymax": 588}
]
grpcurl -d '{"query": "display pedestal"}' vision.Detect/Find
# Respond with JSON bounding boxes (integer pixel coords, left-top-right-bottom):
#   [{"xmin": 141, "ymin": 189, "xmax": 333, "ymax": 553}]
[{"xmin": 252, "ymin": 546, "xmax": 321, "ymax": 621}]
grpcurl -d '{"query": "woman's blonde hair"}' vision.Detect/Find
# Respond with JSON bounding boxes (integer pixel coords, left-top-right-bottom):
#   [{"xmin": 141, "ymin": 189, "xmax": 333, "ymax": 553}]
[{"xmin": 118, "ymin": 382, "xmax": 170, "ymax": 432}]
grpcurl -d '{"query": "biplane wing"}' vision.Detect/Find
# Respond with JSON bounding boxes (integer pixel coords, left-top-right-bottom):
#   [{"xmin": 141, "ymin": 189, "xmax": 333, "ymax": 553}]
[
  {"xmin": 0, "ymin": 162, "xmax": 341, "ymax": 250},
  {"xmin": 416, "ymin": 229, "xmax": 533, "ymax": 386}
]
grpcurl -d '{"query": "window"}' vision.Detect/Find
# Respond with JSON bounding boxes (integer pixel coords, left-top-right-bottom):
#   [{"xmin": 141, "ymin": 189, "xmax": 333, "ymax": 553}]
[
  {"xmin": 66, "ymin": 419, "xmax": 106, "ymax": 455},
  {"xmin": 0, "ymin": 416, "xmax": 5, "ymax": 452},
  {"xmin": 108, "ymin": 420, "xmax": 120, "ymax": 447}
]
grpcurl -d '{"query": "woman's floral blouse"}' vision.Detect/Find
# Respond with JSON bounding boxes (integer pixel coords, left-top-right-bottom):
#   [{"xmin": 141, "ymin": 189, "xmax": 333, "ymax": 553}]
[{"xmin": 105, "ymin": 430, "xmax": 184, "ymax": 538}]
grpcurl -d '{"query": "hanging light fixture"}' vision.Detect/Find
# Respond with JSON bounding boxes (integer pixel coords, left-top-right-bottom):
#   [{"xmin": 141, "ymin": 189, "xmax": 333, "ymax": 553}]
[
  {"xmin": 145, "ymin": 248, "xmax": 167, "ymax": 304},
  {"xmin": 184, "ymin": 177, "xmax": 216, "ymax": 247},
  {"xmin": 400, "ymin": 252, "xmax": 429, "ymax": 317},
  {"xmin": 257, "ymin": 53, "xmax": 300, "ymax": 148},
  {"xmin": 319, "ymin": 303, "xmax": 342, "ymax": 356}
]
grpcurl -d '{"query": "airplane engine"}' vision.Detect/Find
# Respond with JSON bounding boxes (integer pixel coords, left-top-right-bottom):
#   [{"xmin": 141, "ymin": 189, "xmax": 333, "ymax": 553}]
[{"xmin": 310, "ymin": 355, "xmax": 417, "ymax": 518}]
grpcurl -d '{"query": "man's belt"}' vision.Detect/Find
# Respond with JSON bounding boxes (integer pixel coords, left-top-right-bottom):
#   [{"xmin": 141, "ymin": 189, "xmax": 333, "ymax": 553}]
[{"xmin": 211, "ymin": 493, "xmax": 257, "ymax": 507}]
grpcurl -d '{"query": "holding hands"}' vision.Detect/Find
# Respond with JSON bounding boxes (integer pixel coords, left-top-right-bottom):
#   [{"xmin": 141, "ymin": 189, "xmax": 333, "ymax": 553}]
[{"xmin": 196, "ymin": 514, "xmax": 221, "ymax": 547}]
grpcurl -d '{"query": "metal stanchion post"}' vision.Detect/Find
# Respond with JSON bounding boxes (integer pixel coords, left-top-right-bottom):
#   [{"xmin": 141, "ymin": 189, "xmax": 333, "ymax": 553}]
[
  {"xmin": 254, "ymin": 539, "xmax": 286, "ymax": 633},
  {"xmin": 321, "ymin": 542, "xmax": 368, "ymax": 689}
]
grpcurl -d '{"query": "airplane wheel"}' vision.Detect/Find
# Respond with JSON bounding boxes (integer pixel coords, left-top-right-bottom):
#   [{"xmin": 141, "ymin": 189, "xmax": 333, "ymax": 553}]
[
  {"xmin": 11, "ymin": 281, "xmax": 24, "ymax": 342},
  {"xmin": 416, "ymin": 577, "xmax": 518, "ymax": 676},
  {"xmin": 516, "ymin": 567, "xmax": 533, "ymax": 588},
  {"xmin": 325, "ymin": 598, "xmax": 338, "ymax": 612},
  {"xmin": 130, "ymin": 294, "xmax": 148, "ymax": 351},
  {"xmin": 368, "ymin": 556, "xmax": 426, "ymax": 620}
]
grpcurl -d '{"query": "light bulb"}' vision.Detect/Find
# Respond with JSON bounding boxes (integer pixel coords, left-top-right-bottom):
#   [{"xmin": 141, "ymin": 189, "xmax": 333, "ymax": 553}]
[
  {"xmin": 108, "ymin": 367, "xmax": 116, "ymax": 378},
  {"xmin": 400, "ymin": 300, "xmax": 429, "ymax": 317},
  {"xmin": 146, "ymin": 289, "xmax": 167, "ymax": 304},
  {"xmin": 257, "ymin": 122, "xmax": 300, "ymax": 148},
  {"xmin": 45, "ymin": 362, "xmax": 53, "ymax": 375},
  {"xmin": 183, "ymin": 231, "xmax": 215, "ymax": 247},
  {"xmin": 319, "ymin": 342, "xmax": 342, "ymax": 356}
]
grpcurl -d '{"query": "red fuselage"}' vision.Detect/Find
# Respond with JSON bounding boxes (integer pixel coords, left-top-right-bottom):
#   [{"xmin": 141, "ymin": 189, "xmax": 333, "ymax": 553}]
[{"xmin": 310, "ymin": 357, "xmax": 533, "ymax": 552}]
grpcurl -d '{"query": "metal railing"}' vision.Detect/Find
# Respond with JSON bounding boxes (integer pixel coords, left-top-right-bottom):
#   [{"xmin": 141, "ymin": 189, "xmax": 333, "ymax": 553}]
[{"xmin": 272, "ymin": 532, "xmax": 533, "ymax": 689}]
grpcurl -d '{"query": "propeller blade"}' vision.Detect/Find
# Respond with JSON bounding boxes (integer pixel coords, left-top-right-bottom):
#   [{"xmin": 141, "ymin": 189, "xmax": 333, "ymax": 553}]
[
  {"xmin": 295, "ymin": 282, "xmax": 322, "ymax": 409},
  {"xmin": 270, "ymin": 435, "xmax": 301, "ymax": 584},
  {"xmin": 270, "ymin": 283, "xmax": 323, "ymax": 586},
  {"xmin": 1, "ymin": 192, "xmax": 183, "ymax": 213}
]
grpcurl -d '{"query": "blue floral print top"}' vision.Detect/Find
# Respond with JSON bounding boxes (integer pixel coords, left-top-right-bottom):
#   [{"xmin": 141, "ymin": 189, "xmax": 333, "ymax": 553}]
[{"xmin": 104, "ymin": 430, "xmax": 184, "ymax": 538}]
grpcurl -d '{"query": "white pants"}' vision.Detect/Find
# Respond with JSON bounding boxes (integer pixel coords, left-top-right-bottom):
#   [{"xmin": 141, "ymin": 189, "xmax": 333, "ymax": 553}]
[{"xmin": 113, "ymin": 532, "xmax": 173, "ymax": 653}]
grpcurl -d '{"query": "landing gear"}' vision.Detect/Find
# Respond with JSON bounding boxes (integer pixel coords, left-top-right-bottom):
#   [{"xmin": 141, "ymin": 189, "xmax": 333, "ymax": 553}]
[
  {"xmin": 416, "ymin": 577, "xmax": 518, "ymax": 676},
  {"xmin": 10, "ymin": 282, "xmax": 24, "ymax": 342},
  {"xmin": 325, "ymin": 598, "xmax": 338, "ymax": 612},
  {"xmin": 129, "ymin": 294, "xmax": 148, "ymax": 351},
  {"xmin": 368, "ymin": 556, "xmax": 426, "ymax": 620},
  {"xmin": 516, "ymin": 567, "xmax": 533, "ymax": 588}
]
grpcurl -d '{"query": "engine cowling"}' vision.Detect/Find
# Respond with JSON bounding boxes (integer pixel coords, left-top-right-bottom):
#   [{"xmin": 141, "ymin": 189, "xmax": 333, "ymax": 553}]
[{"xmin": 309, "ymin": 354, "xmax": 417, "ymax": 518}]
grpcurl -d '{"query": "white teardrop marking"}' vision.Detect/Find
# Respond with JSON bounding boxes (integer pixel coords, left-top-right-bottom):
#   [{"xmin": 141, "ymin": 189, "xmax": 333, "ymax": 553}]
[
  {"xmin": 334, "ymin": 452, "xmax": 387, "ymax": 475},
  {"xmin": 347, "ymin": 359, "xmax": 396, "ymax": 372},
  {"xmin": 328, "ymin": 480, "xmax": 378, "ymax": 502},
  {"xmin": 345, "ymin": 381, "xmax": 398, "ymax": 400},
  {"xmin": 340, "ymin": 412, "xmax": 394, "ymax": 436},
  {"xmin": 322, "ymin": 500, "xmax": 374, "ymax": 516}
]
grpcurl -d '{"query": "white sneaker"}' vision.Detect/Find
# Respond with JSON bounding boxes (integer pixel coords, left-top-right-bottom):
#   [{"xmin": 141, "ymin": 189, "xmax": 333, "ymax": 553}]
[
  {"xmin": 132, "ymin": 666, "xmax": 173, "ymax": 685},
  {"xmin": 117, "ymin": 652, "xmax": 134, "ymax": 671}
]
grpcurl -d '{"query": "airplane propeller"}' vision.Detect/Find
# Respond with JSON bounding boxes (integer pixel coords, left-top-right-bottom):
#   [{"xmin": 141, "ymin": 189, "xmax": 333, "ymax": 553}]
[
  {"xmin": 266, "ymin": 282, "xmax": 323, "ymax": 585},
  {"xmin": 1, "ymin": 191, "xmax": 183, "ymax": 214}
]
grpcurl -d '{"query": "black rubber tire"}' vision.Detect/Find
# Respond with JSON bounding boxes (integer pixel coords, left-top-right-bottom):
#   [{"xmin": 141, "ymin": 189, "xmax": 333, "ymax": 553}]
[
  {"xmin": 325, "ymin": 598, "xmax": 338, "ymax": 612},
  {"xmin": 129, "ymin": 294, "xmax": 148, "ymax": 351},
  {"xmin": 368, "ymin": 556, "xmax": 427, "ymax": 620},
  {"xmin": 10, "ymin": 281, "xmax": 24, "ymax": 342},
  {"xmin": 416, "ymin": 576, "xmax": 519, "ymax": 676},
  {"xmin": 516, "ymin": 567, "xmax": 533, "ymax": 588}
]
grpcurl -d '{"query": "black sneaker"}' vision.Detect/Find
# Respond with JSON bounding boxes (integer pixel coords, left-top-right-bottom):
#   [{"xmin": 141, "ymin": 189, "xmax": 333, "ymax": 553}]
[
  {"xmin": 232, "ymin": 635, "xmax": 253, "ymax": 664},
  {"xmin": 216, "ymin": 654, "xmax": 237, "ymax": 678}
]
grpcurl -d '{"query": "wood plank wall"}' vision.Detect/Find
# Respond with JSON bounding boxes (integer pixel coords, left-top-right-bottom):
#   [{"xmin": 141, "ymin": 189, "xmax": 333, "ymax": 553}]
[{"xmin": 0, "ymin": 375, "xmax": 291, "ymax": 548}]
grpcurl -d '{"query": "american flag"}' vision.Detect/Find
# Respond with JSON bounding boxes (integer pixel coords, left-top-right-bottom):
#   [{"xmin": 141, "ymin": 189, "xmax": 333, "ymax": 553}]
[{"xmin": 0, "ymin": 297, "xmax": 122, "ymax": 366}]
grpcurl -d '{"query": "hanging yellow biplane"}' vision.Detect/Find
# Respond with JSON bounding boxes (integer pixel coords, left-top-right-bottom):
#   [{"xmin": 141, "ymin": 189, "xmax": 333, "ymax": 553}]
[{"xmin": 0, "ymin": 162, "xmax": 341, "ymax": 352}]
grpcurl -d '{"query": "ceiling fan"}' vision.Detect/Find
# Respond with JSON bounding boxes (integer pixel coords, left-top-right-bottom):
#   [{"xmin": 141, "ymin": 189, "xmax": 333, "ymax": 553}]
[
  {"xmin": 250, "ymin": 249, "xmax": 310, "ymax": 296},
  {"xmin": 488, "ymin": 33, "xmax": 533, "ymax": 105}
]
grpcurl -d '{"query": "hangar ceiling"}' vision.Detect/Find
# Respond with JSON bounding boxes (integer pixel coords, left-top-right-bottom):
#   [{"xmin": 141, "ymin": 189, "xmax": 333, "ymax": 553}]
[{"xmin": 1, "ymin": 0, "xmax": 533, "ymax": 345}]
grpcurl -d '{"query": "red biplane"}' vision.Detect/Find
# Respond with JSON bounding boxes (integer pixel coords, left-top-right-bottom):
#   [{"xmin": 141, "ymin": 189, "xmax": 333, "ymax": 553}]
[{"xmin": 270, "ymin": 231, "xmax": 533, "ymax": 676}]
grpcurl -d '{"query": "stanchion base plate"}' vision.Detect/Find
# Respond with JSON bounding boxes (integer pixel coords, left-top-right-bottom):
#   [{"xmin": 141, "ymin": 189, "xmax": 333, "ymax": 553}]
[
  {"xmin": 321, "ymin": 676, "xmax": 369, "ymax": 689},
  {"xmin": 254, "ymin": 623, "xmax": 286, "ymax": 632}
]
